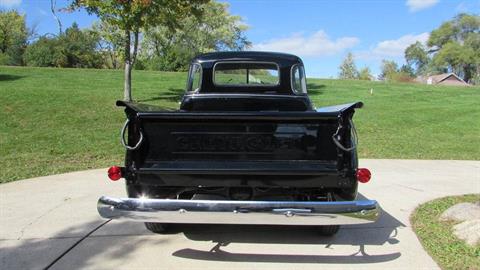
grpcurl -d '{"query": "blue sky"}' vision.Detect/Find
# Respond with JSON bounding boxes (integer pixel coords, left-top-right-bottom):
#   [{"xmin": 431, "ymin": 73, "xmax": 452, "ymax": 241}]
[{"xmin": 1, "ymin": 0, "xmax": 479, "ymax": 78}]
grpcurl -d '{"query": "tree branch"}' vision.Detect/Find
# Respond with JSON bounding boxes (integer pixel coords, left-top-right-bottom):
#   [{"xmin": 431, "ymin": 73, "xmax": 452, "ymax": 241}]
[{"xmin": 50, "ymin": 0, "xmax": 63, "ymax": 35}]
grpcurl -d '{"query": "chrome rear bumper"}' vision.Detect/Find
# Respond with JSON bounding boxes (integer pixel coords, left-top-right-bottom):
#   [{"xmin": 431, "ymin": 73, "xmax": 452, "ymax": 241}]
[{"xmin": 98, "ymin": 196, "xmax": 380, "ymax": 225}]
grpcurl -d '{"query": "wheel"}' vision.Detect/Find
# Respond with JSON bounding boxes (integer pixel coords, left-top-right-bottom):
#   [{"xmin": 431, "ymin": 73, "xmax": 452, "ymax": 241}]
[
  {"xmin": 317, "ymin": 192, "xmax": 341, "ymax": 236},
  {"xmin": 145, "ymin": 222, "xmax": 171, "ymax": 234},
  {"xmin": 126, "ymin": 185, "xmax": 176, "ymax": 234},
  {"xmin": 318, "ymin": 225, "xmax": 340, "ymax": 236}
]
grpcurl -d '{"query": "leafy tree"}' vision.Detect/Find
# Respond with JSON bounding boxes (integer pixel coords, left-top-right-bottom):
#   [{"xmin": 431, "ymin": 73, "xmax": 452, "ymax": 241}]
[
  {"xmin": 70, "ymin": 0, "xmax": 208, "ymax": 101},
  {"xmin": 56, "ymin": 23, "xmax": 102, "ymax": 68},
  {"xmin": 24, "ymin": 23, "xmax": 101, "ymax": 68},
  {"xmin": 379, "ymin": 60, "xmax": 399, "ymax": 81},
  {"xmin": 24, "ymin": 36, "xmax": 59, "ymax": 66},
  {"xmin": 140, "ymin": 1, "xmax": 250, "ymax": 71},
  {"xmin": 426, "ymin": 13, "xmax": 479, "ymax": 82},
  {"xmin": 431, "ymin": 41, "xmax": 475, "ymax": 79},
  {"xmin": 0, "ymin": 10, "xmax": 27, "ymax": 65},
  {"xmin": 402, "ymin": 13, "xmax": 479, "ymax": 83},
  {"xmin": 358, "ymin": 67, "xmax": 372, "ymax": 81},
  {"xmin": 428, "ymin": 13, "xmax": 480, "ymax": 49},
  {"xmin": 92, "ymin": 20, "xmax": 123, "ymax": 69},
  {"xmin": 338, "ymin": 52, "xmax": 358, "ymax": 79},
  {"xmin": 405, "ymin": 41, "xmax": 429, "ymax": 75},
  {"xmin": 400, "ymin": 64, "xmax": 415, "ymax": 77}
]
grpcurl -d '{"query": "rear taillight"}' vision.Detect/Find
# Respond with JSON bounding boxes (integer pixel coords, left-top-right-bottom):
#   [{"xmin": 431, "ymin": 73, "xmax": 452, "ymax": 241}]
[
  {"xmin": 107, "ymin": 166, "xmax": 122, "ymax": 181},
  {"xmin": 356, "ymin": 168, "xmax": 371, "ymax": 183}
]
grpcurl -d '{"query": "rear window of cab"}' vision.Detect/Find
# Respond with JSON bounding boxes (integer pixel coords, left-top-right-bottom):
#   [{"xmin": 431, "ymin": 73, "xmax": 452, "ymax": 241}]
[
  {"xmin": 187, "ymin": 61, "xmax": 308, "ymax": 94},
  {"xmin": 213, "ymin": 62, "xmax": 279, "ymax": 86}
]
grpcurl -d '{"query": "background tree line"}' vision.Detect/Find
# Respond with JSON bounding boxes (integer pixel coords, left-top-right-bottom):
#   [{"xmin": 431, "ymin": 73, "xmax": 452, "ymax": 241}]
[
  {"xmin": 0, "ymin": 1, "xmax": 250, "ymax": 72},
  {"xmin": 338, "ymin": 13, "xmax": 479, "ymax": 84}
]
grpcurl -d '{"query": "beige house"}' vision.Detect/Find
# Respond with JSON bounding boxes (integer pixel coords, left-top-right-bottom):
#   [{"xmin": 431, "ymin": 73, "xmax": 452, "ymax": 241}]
[{"xmin": 416, "ymin": 73, "xmax": 469, "ymax": 86}]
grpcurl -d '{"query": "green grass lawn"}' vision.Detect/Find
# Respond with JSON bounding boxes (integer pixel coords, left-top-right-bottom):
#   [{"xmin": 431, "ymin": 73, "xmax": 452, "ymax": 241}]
[
  {"xmin": 411, "ymin": 194, "xmax": 480, "ymax": 270},
  {"xmin": 1, "ymin": 66, "xmax": 479, "ymax": 182}
]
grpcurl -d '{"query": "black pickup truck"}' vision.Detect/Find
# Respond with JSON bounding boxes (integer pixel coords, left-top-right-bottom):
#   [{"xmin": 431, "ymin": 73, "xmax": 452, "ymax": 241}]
[{"xmin": 98, "ymin": 51, "xmax": 379, "ymax": 236}]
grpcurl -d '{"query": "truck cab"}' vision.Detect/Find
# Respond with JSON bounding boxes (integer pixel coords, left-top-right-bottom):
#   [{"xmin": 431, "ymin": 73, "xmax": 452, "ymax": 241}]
[{"xmin": 180, "ymin": 52, "xmax": 313, "ymax": 111}]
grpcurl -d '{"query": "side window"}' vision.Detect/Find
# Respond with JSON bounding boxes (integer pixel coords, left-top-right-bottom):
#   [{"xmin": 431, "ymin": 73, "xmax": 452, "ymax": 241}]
[
  {"xmin": 187, "ymin": 64, "xmax": 201, "ymax": 92},
  {"xmin": 291, "ymin": 65, "xmax": 307, "ymax": 94}
]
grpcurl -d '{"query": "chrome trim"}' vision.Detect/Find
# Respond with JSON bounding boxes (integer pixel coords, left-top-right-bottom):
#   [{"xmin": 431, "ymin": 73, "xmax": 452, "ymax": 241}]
[
  {"xmin": 291, "ymin": 64, "xmax": 307, "ymax": 95},
  {"xmin": 213, "ymin": 61, "xmax": 280, "ymax": 87},
  {"xmin": 186, "ymin": 63, "xmax": 202, "ymax": 92},
  {"xmin": 98, "ymin": 196, "xmax": 380, "ymax": 225}
]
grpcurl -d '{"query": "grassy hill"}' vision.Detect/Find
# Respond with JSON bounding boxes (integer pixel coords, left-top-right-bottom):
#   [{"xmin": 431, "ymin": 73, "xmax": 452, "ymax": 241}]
[{"xmin": 1, "ymin": 66, "xmax": 479, "ymax": 183}]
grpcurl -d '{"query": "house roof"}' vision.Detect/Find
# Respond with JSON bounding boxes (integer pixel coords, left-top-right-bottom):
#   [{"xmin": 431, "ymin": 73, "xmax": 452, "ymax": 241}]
[{"xmin": 428, "ymin": 73, "xmax": 468, "ymax": 84}]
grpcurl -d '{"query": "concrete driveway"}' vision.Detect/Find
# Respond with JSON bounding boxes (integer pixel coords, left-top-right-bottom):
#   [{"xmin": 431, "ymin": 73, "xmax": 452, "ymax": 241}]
[{"xmin": 1, "ymin": 159, "xmax": 479, "ymax": 270}]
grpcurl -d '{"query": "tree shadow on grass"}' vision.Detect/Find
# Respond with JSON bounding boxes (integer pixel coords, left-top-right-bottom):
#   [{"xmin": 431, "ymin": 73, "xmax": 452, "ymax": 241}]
[
  {"xmin": 172, "ymin": 193, "xmax": 404, "ymax": 264},
  {"xmin": 307, "ymin": 83, "xmax": 326, "ymax": 96},
  {"xmin": 0, "ymin": 74, "xmax": 24, "ymax": 81},
  {"xmin": 137, "ymin": 87, "xmax": 185, "ymax": 103}
]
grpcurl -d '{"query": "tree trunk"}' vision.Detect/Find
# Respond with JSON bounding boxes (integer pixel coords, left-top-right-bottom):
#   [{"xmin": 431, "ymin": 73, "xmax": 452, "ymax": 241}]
[
  {"xmin": 132, "ymin": 30, "xmax": 139, "ymax": 65},
  {"xmin": 463, "ymin": 64, "xmax": 472, "ymax": 83},
  {"xmin": 124, "ymin": 30, "xmax": 132, "ymax": 101},
  {"xmin": 124, "ymin": 62, "xmax": 132, "ymax": 101}
]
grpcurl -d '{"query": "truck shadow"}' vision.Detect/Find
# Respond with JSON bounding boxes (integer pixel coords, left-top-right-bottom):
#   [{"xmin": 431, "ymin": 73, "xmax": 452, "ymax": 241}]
[
  {"xmin": 172, "ymin": 194, "xmax": 404, "ymax": 264},
  {"xmin": 0, "ymin": 195, "xmax": 404, "ymax": 268}
]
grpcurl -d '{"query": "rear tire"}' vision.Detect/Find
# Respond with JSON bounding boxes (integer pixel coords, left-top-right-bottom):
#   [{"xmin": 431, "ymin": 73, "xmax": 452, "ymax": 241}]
[
  {"xmin": 318, "ymin": 225, "xmax": 340, "ymax": 236},
  {"xmin": 145, "ymin": 222, "xmax": 170, "ymax": 234},
  {"xmin": 317, "ymin": 191, "xmax": 342, "ymax": 236},
  {"xmin": 128, "ymin": 185, "xmax": 175, "ymax": 234}
]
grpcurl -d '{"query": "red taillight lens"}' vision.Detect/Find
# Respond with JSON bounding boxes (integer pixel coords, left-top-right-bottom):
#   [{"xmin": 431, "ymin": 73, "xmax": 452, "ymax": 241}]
[
  {"xmin": 356, "ymin": 168, "xmax": 371, "ymax": 183},
  {"xmin": 107, "ymin": 166, "xmax": 122, "ymax": 181}
]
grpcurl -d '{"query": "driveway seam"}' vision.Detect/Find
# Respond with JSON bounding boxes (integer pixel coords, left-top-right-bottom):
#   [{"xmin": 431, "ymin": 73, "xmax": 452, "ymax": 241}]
[{"xmin": 43, "ymin": 219, "xmax": 111, "ymax": 270}]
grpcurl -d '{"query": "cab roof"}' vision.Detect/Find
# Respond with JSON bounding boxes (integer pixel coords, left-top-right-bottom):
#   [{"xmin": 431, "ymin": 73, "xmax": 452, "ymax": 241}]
[{"xmin": 192, "ymin": 51, "xmax": 303, "ymax": 67}]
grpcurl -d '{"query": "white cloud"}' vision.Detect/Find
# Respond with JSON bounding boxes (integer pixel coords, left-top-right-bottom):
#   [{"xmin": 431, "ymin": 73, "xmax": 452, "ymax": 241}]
[
  {"xmin": 252, "ymin": 30, "xmax": 359, "ymax": 58},
  {"xmin": 358, "ymin": 32, "xmax": 429, "ymax": 60},
  {"xmin": 406, "ymin": 0, "xmax": 439, "ymax": 12},
  {"xmin": 0, "ymin": 0, "xmax": 21, "ymax": 7}
]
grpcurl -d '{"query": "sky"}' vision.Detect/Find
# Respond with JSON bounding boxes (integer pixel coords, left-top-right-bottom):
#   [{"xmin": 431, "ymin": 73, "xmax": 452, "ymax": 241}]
[{"xmin": 1, "ymin": 0, "xmax": 479, "ymax": 78}]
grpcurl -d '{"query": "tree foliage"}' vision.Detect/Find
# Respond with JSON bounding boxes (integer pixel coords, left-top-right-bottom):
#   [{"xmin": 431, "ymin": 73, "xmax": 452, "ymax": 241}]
[
  {"xmin": 91, "ymin": 20, "xmax": 123, "ymax": 69},
  {"xmin": 404, "ymin": 13, "xmax": 479, "ymax": 83},
  {"xmin": 429, "ymin": 14, "xmax": 479, "ymax": 82},
  {"xmin": 3, "ymin": 1, "xmax": 251, "ymax": 79},
  {"xmin": 0, "ymin": 10, "xmax": 28, "ymax": 65},
  {"xmin": 70, "ymin": 0, "xmax": 208, "ymax": 101},
  {"xmin": 338, "ymin": 52, "xmax": 358, "ymax": 79},
  {"xmin": 379, "ymin": 60, "xmax": 398, "ymax": 81},
  {"xmin": 24, "ymin": 23, "xmax": 101, "ymax": 68},
  {"xmin": 428, "ymin": 13, "xmax": 479, "ymax": 49},
  {"xmin": 400, "ymin": 64, "xmax": 415, "ymax": 77},
  {"xmin": 358, "ymin": 67, "xmax": 372, "ymax": 81},
  {"xmin": 139, "ymin": 1, "xmax": 250, "ymax": 71},
  {"xmin": 379, "ymin": 60, "xmax": 415, "ymax": 82},
  {"xmin": 405, "ymin": 41, "xmax": 429, "ymax": 75},
  {"xmin": 23, "ymin": 36, "xmax": 59, "ymax": 67}
]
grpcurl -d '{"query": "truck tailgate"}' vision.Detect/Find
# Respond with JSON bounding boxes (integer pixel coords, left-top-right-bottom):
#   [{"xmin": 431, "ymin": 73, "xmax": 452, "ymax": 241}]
[{"xmin": 119, "ymin": 101, "xmax": 362, "ymax": 176}]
